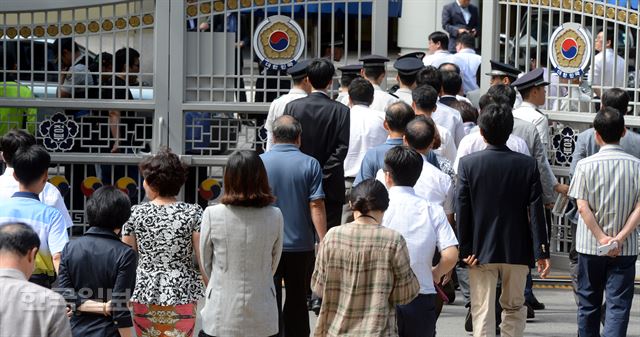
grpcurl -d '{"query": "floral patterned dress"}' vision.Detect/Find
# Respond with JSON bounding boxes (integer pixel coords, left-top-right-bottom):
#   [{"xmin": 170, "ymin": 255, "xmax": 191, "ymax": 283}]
[{"xmin": 122, "ymin": 202, "xmax": 204, "ymax": 337}]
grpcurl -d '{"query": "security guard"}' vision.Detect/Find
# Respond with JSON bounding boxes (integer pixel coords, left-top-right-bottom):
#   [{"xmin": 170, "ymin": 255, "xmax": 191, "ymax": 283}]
[
  {"xmin": 487, "ymin": 60, "xmax": 523, "ymax": 107},
  {"xmin": 393, "ymin": 52, "xmax": 425, "ymax": 105},
  {"xmin": 359, "ymin": 54, "xmax": 400, "ymax": 112},
  {"xmin": 512, "ymin": 68, "xmax": 551, "ymax": 146},
  {"xmin": 467, "ymin": 60, "xmax": 523, "ymax": 108},
  {"xmin": 336, "ymin": 64, "xmax": 362, "ymax": 106},
  {"xmin": 264, "ymin": 60, "xmax": 311, "ymax": 151}
]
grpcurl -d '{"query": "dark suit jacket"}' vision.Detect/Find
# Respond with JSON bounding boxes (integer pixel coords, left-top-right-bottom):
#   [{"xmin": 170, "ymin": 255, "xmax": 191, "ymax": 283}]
[
  {"xmin": 442, "ymin": 2, "xmax": 480, "ymax": 52},
  {"xmin": 456, "ymin": 145, "xmax": 549, "ymax": 266},
  {"xmin": 283, "ymin": 91, "xmax": 350, "ymax": 203}
]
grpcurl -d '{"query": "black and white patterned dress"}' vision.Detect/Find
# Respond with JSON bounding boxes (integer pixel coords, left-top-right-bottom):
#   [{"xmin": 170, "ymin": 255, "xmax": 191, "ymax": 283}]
[{"xmin": 122, "ymin": 202, "xmax": 205, "ymax": 305}]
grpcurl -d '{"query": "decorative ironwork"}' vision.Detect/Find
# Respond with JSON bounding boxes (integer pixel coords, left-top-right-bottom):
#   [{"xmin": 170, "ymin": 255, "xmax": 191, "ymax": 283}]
[
  {"xmin": 39, "ymin": 112, "xmax": 79, "ymax": 152},
  {"xmin": 551, "ymin": 126, "xmax": 578, "ymax": 166}
]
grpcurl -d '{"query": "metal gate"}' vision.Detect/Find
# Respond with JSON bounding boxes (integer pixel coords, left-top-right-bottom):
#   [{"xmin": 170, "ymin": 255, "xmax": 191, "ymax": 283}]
[
  {"xmin": 0, "ymin": 0, "xmax": 387, "ymax": 234},
  {"xmin": 481, "ymin": 0, "xmax": 640, "ymax": 261}
]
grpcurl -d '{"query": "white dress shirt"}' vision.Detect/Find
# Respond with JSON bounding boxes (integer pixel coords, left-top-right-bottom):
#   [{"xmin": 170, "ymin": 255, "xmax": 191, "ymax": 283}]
[
  {"xmin": 453, "ymin": 131, "xmax": 530, "ymax": 172},
  {"xmin": 512, "ymin": 101, "xmax": 550, "ymax": 146},
  {"xmin": 433, "ymin": 102, "xmax": 465, "ymax": 146},
  {"xmin": 382, "ymin": 186, "xmax": 458, "ymax": 295},
  {"xmin": 552, "ymin": 85, "xmax": 592, "ymax": 113},
  {"xmin": 344, "ymin": 104, "xmax": 388, "ymax": 177},
  {"xmin": 542, "ymin": 67, "xmax": 562, "ymax": 110},
  {"xmin": 434, "ymin": 124, "xmax": 457, "ymax": 163},
  {"xmin": 335, "ymin": 91, "xmax": 349, "ymax": 105},
  {"xmin": 375, "ymin": 155, "xmax": 454, "ymax": 214},
  {"xmin": 457, "ymin": 0, "xmax": 472, "ymax": 23},
  {"xmin": 423, "ymin": 50, "xmax": 453, "ymax": 68},
  {"xmin": 395, "ymin": 87, "xmax": 413, "ymax": 106},
  {"xmin": 264, "ymin": 88, "xmax": 307, "ymax": 151},
  {"xmin": 0, "ymin": 167, "xmax": 74, "ymax": 228},
  {"xmin": 591, "ymin": 48, "xmax": 626, "ymax": 90},
  {"xmin": 415, "ymin": 154, "xmax": 454, "ymax": 214},
  {"xmin": 370, "ymin": 84, "xmax": 400, "ymax": 113},
  {"xmin": 451, "ymin": 48, "xmax": 482, "ymax": 93}
]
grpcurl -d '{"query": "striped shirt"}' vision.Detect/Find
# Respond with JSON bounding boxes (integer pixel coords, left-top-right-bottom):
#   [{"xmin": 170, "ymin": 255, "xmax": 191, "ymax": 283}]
[
  {"xmin": 311, "ymin": 222, "xmax": 419, "ymax": 337},
  {"xmin": 568, "ymin": 145, "xmax": 640, "ymax": 256}
]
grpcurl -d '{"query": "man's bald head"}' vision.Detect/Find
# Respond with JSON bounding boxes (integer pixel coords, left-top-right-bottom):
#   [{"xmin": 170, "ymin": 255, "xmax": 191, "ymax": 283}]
[
  {"xmin": 0, "ymin": 223, "xmax": 40, "ymax": 257},
  {"xmin": 273, "ymin": 115, "xmax": 302, "ymax": 144}
]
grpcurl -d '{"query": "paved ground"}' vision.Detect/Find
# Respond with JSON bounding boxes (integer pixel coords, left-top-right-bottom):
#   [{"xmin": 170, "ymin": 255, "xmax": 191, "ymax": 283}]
[
  {"xmin": 432, "ymin": 287, "xmax": 640, "ymax": 337},
  {"xmin": 304, "ymin": 287, "xmax": 640, "ymax": 337}
]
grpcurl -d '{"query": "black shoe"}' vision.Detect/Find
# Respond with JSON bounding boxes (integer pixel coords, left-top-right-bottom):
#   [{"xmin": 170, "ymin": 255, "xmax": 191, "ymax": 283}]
[
  {"xmin": 526, "ymin": 296, "xmax": 546, "ymax": 310},
  {"xmin": 526, "ymin": 303, "xmax": 535, "ymax": 319},
  {"xmin": 310, "ymin": 298, "xmax": 322, "ymax": 316},
  {"xmin": 464, "ymin": 308, "xmax": 473, "ymax": 332},
  {"xmin": 496, "ymin": 327, "xmax": 501, "ymax": 335}
]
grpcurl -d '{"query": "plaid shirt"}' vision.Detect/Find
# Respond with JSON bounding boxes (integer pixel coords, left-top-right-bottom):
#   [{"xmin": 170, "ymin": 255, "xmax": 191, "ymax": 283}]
[{"xmin": 311, "ymin": 222, "xmax": 419, "ymax": 337}]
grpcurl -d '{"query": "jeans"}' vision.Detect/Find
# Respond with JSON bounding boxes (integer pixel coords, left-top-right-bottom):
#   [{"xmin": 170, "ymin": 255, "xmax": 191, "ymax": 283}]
[
  {"xmin": 577, "ymin": 254, "xmax": 636, "ymax": 337},
  {"xmin": 524, "ymin": 269, "xmax": 534, "ymax": 302}
]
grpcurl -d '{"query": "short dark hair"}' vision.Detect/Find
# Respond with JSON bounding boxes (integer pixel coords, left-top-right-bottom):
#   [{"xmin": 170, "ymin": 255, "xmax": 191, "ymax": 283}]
[
  {"xmin": 383, "ymin": 146, "xmax": 423, "ymax": 187},
  {"xmin": 139, "ymin": 148, "xmax": 188, "ymax": 197},
  {"xmin": 292, "ymin": 77, "xmax": 306, "ymax": 86},
  {"xmin": 398, "ymin": 72, "xmax": 417, "ymax": 87},
  {"xmin": 594, "ymin": 107, "xmax": 625, "ymax": 144},
  {"xmin": 52, "ymin": 37, "xmax": 77, "ymax": 54},
  {"xmin": 221, "ymin": 150, "xmax": 275, "ymax": 207},
  {"xmin": 12, "ymin": 145, "xmax": 50, "ymax": 186},
  {"xmin": 519, "ymin": 86, "xmax": 537, "ymax": 99},
  {"xmin": 441, "ymin": 70, "xmax": 462, "ymax": 95},
  {"xmin": 451, "ymin": 100, "xmax": 478, "ymax": 123},
  {"xmin": 348, "ymin": 77, "xmax": 374, "ymax": 106},
  {"xmin": 273, "ymin": 115, "xmax": 302, "ymax": 143},
  {"xmin": 89, "ymin": 52, "xmax": 113, "ymax": 73},
  {"xmin": 416, "ymin": 66, "xmax": 442, "ymax": 91},
  {"xmin": 601, "ymin": 88, "xmax": 630, "ymax": 115},
  {"xmin": 429, "ymin": 31, "xmax": 449, "ymax": 50},
  {"xmin": 0, "ymin": 129, "xmax": 36, "ymax": 166},
  {"xmin": 363, "ymin": 66, "xmax": 386, "ymax": 81},
  {"xmin": 405, "ymin": 116, "xmax": 436, "ymax": 151},
  {"xmin": 479, "ymin": 93, "xmax": 512, "ymax": 111},
  {"xmin": 385, "ymin": 102, "xmax": 416, "ymax": 132},
  {"xmin": 478, "ymin": 104, "xmax": 514, "ymax": 145},
  {"xmin": 531, "ymin": 47, "xmax": 548, "ymax": 67},
  {"xmin": 86, "ymin": 186, "xmax": 132, "ymax": 230},
  {"xmin": 0, "ymin": 223, "xmax": 40, "ymax": 257},
  {"xmin": 349, "ymin": 179, "xmax": 389, "ymax": 214},
  {"xmin": 412, "ymin": 85, "xmax": 438, "ymax": 112},
  {"xmin": 487, "ymin": 84, "xmax": 517, "ymax": 107},
  {"xmin": 307, "ymin": 58, "xmax": 334, "ymax": 89},
  {"xmin": 600, "ymin": 26, "xmax": 616, "ymax": 46},
  {"xmin": 340, "ymin": 73, "xmax": 360, "ymax": 88},
  {"xmin": 115, "ymin": 48, "xmax": 140, "ymax": 73},
  {"xmin": 438, "ymin": 62, "xmax": 461, "ymax": 74},
  {"xmin": 457, "ymin": 33, "xmax": 475, "ymax": 49}
]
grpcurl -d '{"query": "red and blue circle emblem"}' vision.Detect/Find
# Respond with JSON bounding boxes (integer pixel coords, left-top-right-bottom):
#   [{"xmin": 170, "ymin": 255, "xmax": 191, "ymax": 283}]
[
  {"xmin": 253, "ymin": 15, "xmax": 305, "ymax": 71},
  {"xmin": 549, "ymin": 23, "xmax": 592, "ymax": 79},
  {"xmin": 561, "ymin": 38, "xmax": 578, "ymax": 60},
  {"xmin": 269, "ymin": 31, "xmax": 289, "ymax": 52}
]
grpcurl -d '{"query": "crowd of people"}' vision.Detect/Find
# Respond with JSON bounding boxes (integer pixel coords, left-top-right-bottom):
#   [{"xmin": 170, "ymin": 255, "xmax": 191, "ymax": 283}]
[
  {"xmin": 1, "ymin": 2, "xmax": 639, "ymax": 336},
  {"xmin": 1, "ymin": 45, "xmax": 639, "ymax": 337}
]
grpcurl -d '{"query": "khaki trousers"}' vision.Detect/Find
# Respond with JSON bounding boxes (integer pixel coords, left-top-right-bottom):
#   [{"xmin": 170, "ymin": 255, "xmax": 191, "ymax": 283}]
[{"xmin": 469, "ymin": 263, "xmax": 529, "ymax": 337}]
